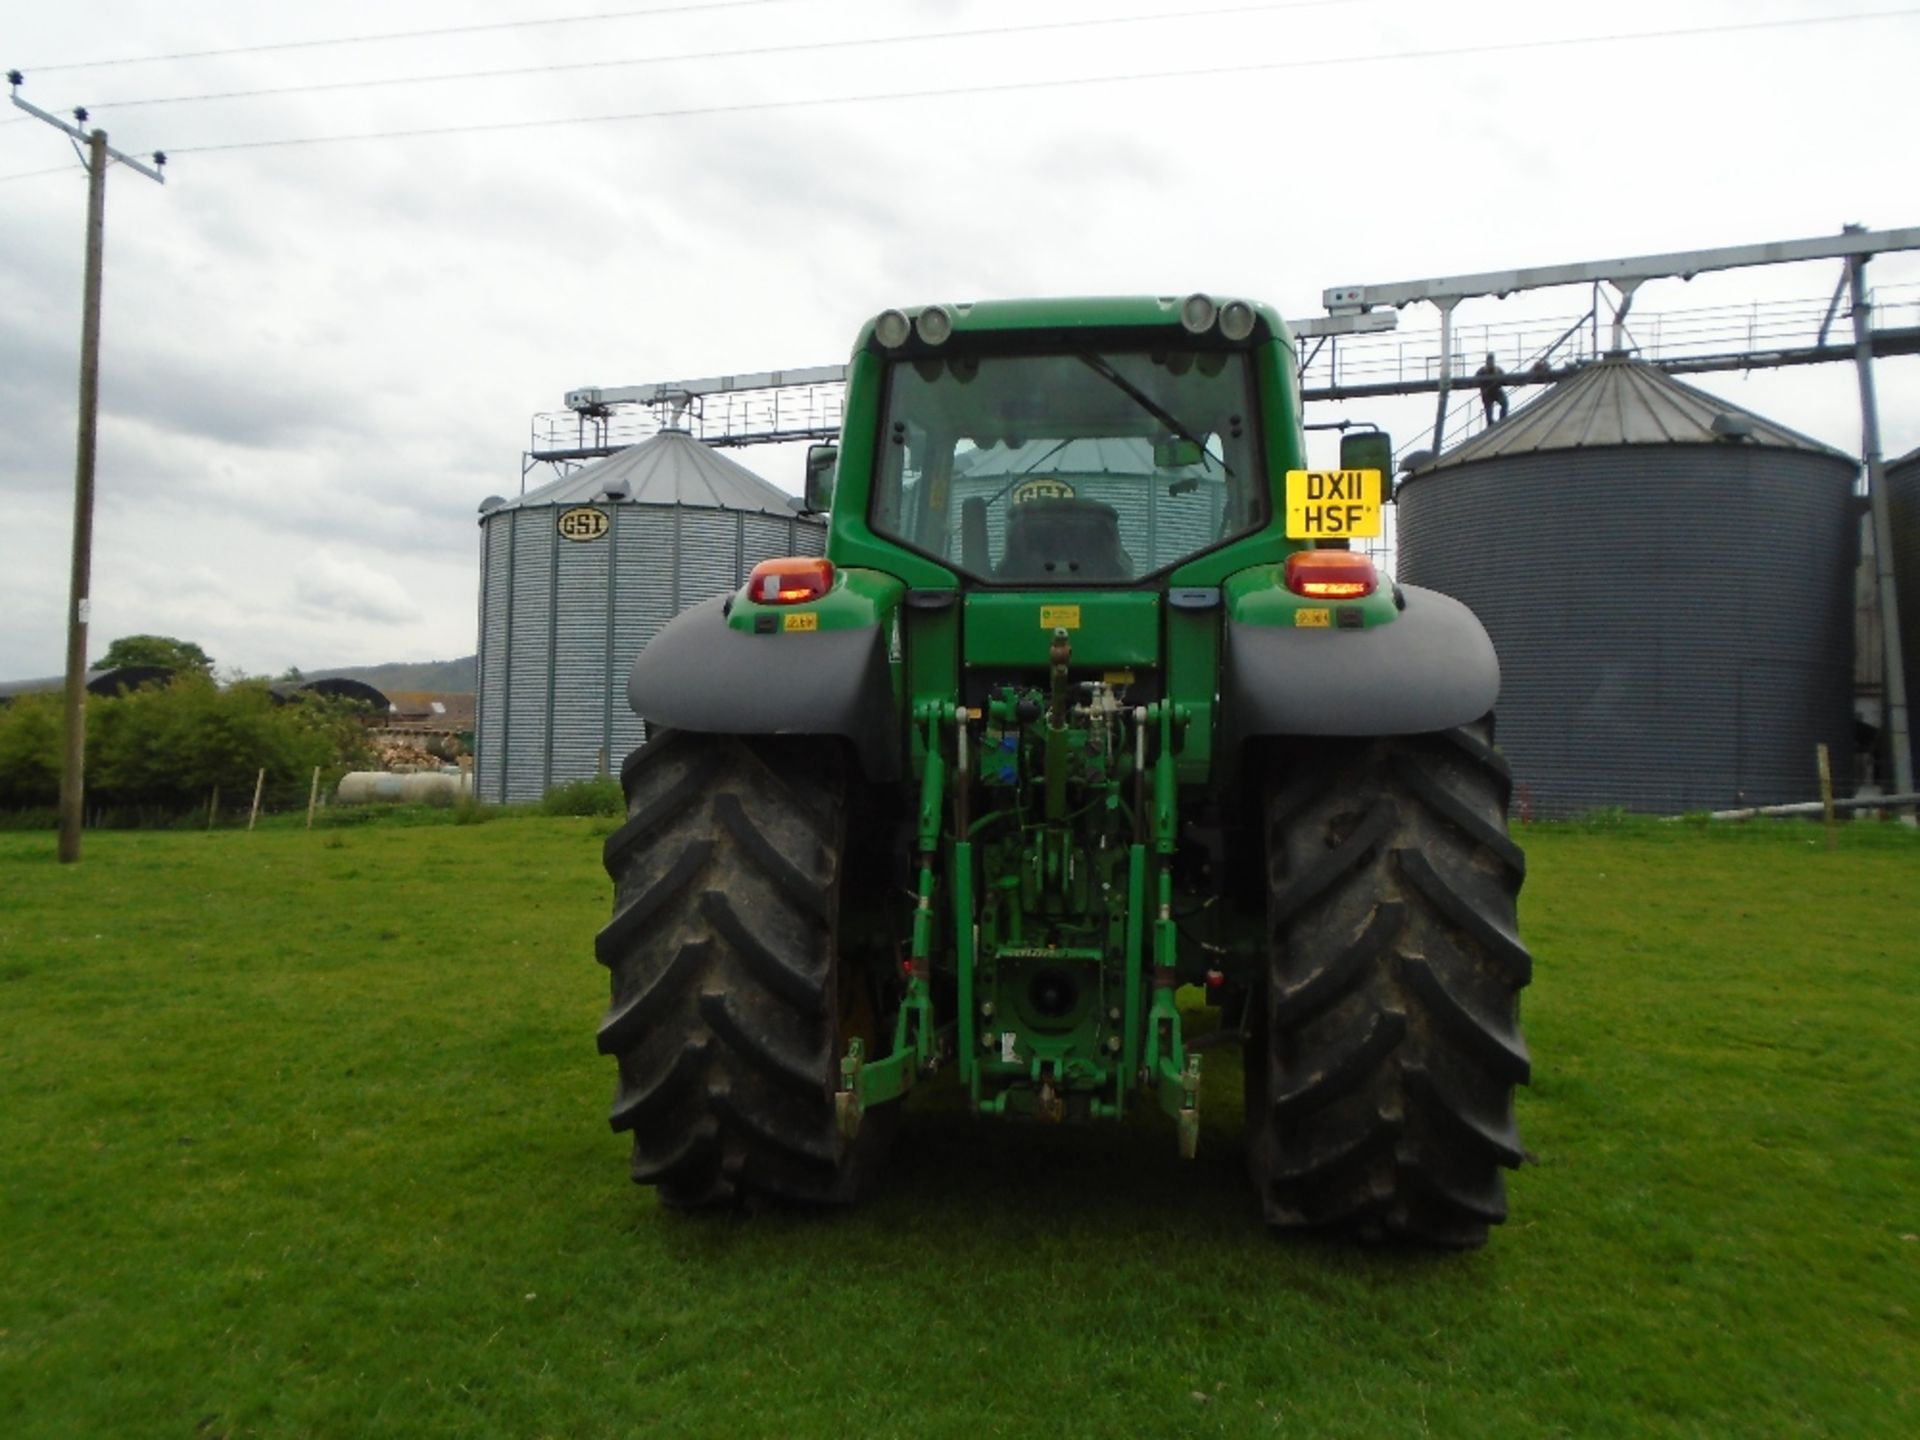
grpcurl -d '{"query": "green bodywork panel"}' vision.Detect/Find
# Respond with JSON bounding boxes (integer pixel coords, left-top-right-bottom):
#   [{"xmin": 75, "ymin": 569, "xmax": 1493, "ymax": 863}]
[
  {"xmin": 725, "ymin": 565, "xmax": 908, "ymax": 712},
  {"xmin": 1165, "ymin": 603, "xmax": 1218, "ymax": 783},
  {"xmin": 962, "ymin": 591, "xmax": 1161, "ymax": 669}
]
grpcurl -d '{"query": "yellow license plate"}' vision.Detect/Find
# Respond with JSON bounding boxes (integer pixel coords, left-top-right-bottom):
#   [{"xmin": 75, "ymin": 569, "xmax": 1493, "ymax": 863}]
[
  {"xmin": 1284, "ymin": 469, "xmax": 1383, "ymax": 540},
  {"xmin": 782, "ymin": 612, "xmax": 819, "ymax": 632}
]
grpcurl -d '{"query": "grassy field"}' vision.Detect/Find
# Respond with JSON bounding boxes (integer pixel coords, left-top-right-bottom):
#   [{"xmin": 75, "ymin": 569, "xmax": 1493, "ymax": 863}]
[{"xmin": 1, "ymin": 814, "xmax": 1915, "ymax": 1438}]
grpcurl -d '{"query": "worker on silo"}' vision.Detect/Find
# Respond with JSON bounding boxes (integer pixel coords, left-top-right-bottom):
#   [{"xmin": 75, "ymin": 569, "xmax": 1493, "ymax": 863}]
[{"xmin": 1476, "ymin": 353, "xmax": 1509, "ymax": 426}]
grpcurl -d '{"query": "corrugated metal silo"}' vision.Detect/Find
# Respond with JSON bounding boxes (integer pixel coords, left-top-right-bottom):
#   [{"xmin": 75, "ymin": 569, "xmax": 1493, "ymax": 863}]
[
  {"xmin": 474, "ymin": 430, "xmax": 824, "ymax": 803},
  {"xmin": 1886, "ymin": 444, "xmax": 1920, "ymax": 785},
  {"xmin": 1396, "ymin": 356, "xmax": 1859, "ymax": 817}
]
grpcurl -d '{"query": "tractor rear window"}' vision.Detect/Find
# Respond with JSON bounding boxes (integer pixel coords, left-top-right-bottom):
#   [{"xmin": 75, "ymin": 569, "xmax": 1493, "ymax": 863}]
[{"xmin": 870, "ymin": 349, "xmax": 1264, "ymax": 584}]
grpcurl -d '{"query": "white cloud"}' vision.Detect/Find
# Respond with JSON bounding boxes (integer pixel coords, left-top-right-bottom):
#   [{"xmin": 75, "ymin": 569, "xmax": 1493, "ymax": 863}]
[{"xmin": 292, "ymin": 548, "xmax": 418, "ymax": 626}]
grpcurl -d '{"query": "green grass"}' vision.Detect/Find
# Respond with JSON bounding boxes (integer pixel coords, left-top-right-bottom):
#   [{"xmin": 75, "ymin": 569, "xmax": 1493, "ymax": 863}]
[{"xmin": 1, "ymin": 817, "xmax": 1915, "ymax": 1438}]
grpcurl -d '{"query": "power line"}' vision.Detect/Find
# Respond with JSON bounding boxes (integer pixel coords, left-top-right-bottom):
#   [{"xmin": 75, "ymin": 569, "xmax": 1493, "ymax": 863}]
[
  {"xmin": 0, "ymin": 162, "xmax": 81, "ymax": 182},
  {"xmin": 39, "ymin": 2, "xmax": 1378, "ymax": 115},
  {"xmin": 165, "ymin": 7, "xmax": 1920, "ymax": 157},
  {"xmin": 17, "ymin": 0, "xmax": 816, "ymax": 74}
]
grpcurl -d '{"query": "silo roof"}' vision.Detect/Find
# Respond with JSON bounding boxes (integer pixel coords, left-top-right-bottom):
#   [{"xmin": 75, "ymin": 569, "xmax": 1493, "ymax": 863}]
[
  {"xmin": 501, "ymin": 428, "xmax": 801, "ymax": 518},
  {"xmin": 1423, "ymin": 355, "xmax": 1851, "ymax": 471}
]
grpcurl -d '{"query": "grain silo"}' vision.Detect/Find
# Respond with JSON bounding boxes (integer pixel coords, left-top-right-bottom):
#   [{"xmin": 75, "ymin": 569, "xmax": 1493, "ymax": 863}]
[
  {"xmin": 1886, "ymin": 444, "xmax": 1920, "ymax": 785},
  {"xmin": 1396, "ymin": 356, "xmax": 1858, "ymax": 818},
  {"xmin": 475, "ymin": 429, "xmax": 824, "ymax": 803}
]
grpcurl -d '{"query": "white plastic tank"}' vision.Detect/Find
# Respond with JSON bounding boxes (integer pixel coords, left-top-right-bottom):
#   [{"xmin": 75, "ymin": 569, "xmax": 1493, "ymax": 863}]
[{"xmin": 334, "ymin": 770, "xmax": 475, "ymax": 806}]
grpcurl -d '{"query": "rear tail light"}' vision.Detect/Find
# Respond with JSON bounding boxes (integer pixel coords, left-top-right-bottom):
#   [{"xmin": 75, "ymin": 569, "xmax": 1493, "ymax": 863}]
[
  {"xmin": 1285, "ymin": 550, "xmax": 1377, "ymax": 599},
  {"xmin": 748, "ymin": 556, "xmax": 834, "ymax": 605}
]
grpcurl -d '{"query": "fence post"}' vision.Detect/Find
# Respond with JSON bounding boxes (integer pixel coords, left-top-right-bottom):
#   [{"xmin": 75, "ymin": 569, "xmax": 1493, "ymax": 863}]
[
  {"xmin": 307, "ymin": 766, "xmax": 321, "ymax": 829},
  {"xmin": 248, "ymin": 768, "xmax": 266, "ymax": 831},
  {"xmin": 1816, "ymin": 743, "xmax": 1835, "ymax": 848}
]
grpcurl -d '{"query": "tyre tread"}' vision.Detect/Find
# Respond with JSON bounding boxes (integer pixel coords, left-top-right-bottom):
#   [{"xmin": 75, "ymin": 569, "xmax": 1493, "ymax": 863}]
[
  {"xmin": 1252, "ymin": 718, "xmax": 1531, "ymax": 1248},
  {"xmin": 597, "ymin": 733, "xmax": 883, "ymax": 1209}
]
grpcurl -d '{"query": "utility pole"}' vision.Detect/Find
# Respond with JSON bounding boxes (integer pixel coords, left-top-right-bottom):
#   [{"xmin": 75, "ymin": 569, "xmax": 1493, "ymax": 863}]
[
  {"xmin": 8, "ymin": 74, "xmax": 166, "ymax": 863},
  {"xmin": 59, "ymin": 125, "xmax": 107, "ymax": 865}
]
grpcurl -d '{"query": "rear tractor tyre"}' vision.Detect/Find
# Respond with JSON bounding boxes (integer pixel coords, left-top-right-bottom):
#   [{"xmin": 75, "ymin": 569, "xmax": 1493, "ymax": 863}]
[
  {"xmin": 595, "ymin": 730, "xmax": 893, "ymax": 1208},
  {"xmin": 1248, "ymin": 717, "xmax": 1531, "ymax": 1248}
]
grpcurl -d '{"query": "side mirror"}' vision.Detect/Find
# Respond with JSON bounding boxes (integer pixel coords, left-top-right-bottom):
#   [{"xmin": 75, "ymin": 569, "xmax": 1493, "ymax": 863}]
[
  {"xmin": 1339, "ymin": 429, "xmax": 1391, "ymax": 475},
  {"xmin": 803, "ymin": 443, "xmax": 838, "ymax": 513},
  {"xmin": 1153, "ymin": 436, "xmax": 1205, "ymax": 470}
]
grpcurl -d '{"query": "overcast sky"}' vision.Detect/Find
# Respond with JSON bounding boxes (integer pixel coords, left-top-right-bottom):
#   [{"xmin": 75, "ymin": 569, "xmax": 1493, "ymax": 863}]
[{"xmin": 2, "ymin": 0, "xmax": 1915, "ymax": 680}]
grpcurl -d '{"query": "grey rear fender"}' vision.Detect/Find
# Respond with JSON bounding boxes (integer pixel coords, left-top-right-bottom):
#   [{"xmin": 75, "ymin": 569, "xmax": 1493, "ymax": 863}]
[
  {"xmin": 1221, "ymin": 583, "xmax": 1500, "ymax": 748},
  {"xmin": 627, "ymin": 594, "xmax": 902, "ymax": 781}
]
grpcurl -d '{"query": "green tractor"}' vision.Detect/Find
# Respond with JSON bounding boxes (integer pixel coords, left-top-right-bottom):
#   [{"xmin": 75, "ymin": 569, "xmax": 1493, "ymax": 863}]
[{"xmin": 596, "ymin": 296, "xmax": 1530, "ymax": 1246}]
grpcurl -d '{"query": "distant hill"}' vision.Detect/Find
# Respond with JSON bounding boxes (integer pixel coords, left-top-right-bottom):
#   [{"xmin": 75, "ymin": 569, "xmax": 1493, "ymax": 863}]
[{"xmin": 306, "ymin": 656, "xmax": 476, "ymax": 693}]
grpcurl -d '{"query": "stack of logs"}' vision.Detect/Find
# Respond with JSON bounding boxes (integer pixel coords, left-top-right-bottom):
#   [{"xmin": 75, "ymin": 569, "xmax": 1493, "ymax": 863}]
[{"xmin": 376, "ymin": 740, "xmax": 444, "ymax": 771}]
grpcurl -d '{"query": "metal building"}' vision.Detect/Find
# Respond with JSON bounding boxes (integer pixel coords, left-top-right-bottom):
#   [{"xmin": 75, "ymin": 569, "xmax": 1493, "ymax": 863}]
[
  {"xmin": 1396, "ymin": 355, "xmax": 1859, "ymax": 818},
  {"xmin": 475, "ymin": 429, "xmax": 823, "ymax": 803},
  {"xmin": 1887, "ymin": 444, "xmax": 1920, "ymax": 785},
  {"xmin": 271, "ymin": 678, "xmax": 392, "ymax": 711},
  {"xmin": 0, "ymin": 665, "xmax": 175, "ymax": 703}
]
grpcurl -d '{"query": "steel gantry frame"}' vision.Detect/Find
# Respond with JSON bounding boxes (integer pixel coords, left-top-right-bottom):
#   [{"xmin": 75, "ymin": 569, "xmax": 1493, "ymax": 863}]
[
  {"xmin": 530, "ymin": 228, "xmax": 1920, "ymax": 463},
  {"xmin": 1319, "ymin": 225, "xmax": 1920, "ymax": 452}
]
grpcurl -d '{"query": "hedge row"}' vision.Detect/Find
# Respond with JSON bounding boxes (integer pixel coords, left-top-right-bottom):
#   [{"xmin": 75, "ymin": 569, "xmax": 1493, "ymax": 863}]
[{"xmin": 0, "ymin": 677, "xmax": 375, "ymax": 816}]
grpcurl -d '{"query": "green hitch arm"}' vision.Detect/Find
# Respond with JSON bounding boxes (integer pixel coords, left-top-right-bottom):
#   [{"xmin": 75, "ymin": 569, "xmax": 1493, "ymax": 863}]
[
  {"xmin": 1165, "ymin": 1051, "xmax": 1202, "ymax": 1161},
  {"xmin": 1140, "ymin": 701, "xmax": 1200, "ymax": 1156},
  {"xmin": 950, "ymin": 702, "xmax": 980, "ymax": 1102},
  {"xmin": 954, "ymin": 837, "xmax": 978, "ymax": 1104},
  {"xmin": 1047, "ymin": 626, "xmax": 1071, "ymax": 728},
  {"xmin": 905, "ymin": 703, "xmax": 946, "ymax": 1064},
  {"xmin": 1153, "ymin": 701, "xmax": 1181, "ymax": 858},
  {"xmin": 1142, "ymin": 703, "xmax": 1178, "ymax": 1069},
  {"xmin": 836, "ymin": 1038, "xmax": 866, "ymax": 1139},
  {"xmin": 1121, "ymin": 840, "xmax": 1146, "ymax": 1110},
  {"xmin": 914, "ymin": 702, "xmax": 948, "ymax": 852},
  {"xmin": 1044, "ymin": 626, "xmax": 1071, "ymax": 821},
  {"xmin": 1144, "ymin": 863, "xmax": 1182, "ymax": 1076},
  {"xmin": 1120, "ymin": 701, "xmax": 1152, "ymax": 1110},
  {"xmin": 843, "ymin": 705, "xmax": 952, "ymax": 1139}
]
